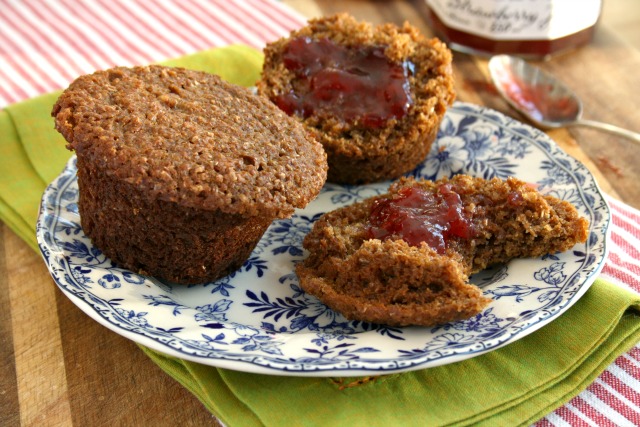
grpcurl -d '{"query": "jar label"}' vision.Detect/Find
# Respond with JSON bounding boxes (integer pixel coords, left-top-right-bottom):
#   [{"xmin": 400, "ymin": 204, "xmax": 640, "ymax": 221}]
[{"xmin": 426, "ymin": 0, "xmax": 602, "ymax": 40}]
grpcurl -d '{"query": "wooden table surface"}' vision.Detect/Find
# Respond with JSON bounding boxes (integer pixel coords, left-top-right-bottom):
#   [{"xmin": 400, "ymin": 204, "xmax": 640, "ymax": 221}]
[{"xmin": 2, "ymin": 1, "xmax": 639, "ymax": 425}]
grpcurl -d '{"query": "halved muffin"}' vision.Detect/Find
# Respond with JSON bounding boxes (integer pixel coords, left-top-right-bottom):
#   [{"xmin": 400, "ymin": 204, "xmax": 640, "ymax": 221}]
[
  {"xmin": 296, "ymin": 175, "xmax": 589, "ymax": 326},
  {"xmin": 258, "ymin": 13, "xmax": 456, "ymax": 184}
]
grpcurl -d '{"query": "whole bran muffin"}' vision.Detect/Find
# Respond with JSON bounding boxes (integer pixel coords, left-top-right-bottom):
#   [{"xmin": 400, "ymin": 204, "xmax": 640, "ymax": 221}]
[
  {"xmin": 257, "ymin": 13, "xmax": 456, "ymax": 184},
  {"xmin": 53, "ymin": 65, "xmax": 327, "ymax": 284},
  {"xmin": 296, "ymin": 175, "xmax": 589, "ymax": 327}
]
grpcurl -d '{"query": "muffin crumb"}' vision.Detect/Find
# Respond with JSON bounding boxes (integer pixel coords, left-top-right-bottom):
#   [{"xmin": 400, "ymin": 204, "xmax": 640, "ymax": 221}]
[
  {"xmin": 258, "ymin": 13, "xmax": 455, "ymax": 184},
  {"xmin": 296, "ymin": 175, "xmax": 589, "ymax": 326}
]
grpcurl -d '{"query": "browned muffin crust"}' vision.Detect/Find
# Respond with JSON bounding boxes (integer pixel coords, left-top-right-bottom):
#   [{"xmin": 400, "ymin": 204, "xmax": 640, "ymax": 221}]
[
  {"xmin": 76, "ymin": 156, "xmax": 273, "ymax": 283},
  {"xmin": 296, "ymin": 175, "xmax": 590, "ymax": 326},
  {"xmin": 258, "ymin": 13, "xmax": 456, "ymax": 184},
  {"xmin": 53, "ymin": 65, "xmax": 328, "ymax": 284},
  {"xmin": 54, "ymin": 65, "xmax": 327, "ymax": 218}
]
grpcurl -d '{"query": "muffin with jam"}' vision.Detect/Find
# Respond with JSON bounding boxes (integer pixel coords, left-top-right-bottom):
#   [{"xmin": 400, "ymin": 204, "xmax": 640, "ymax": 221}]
[
  {"xmin": 296, "ymin": 175, "xmax": 589, "ymax": 326},
  {"xmin": 258, "ymin": 13, "xmax": 456, "ymax": 184},
  {"xmin": 53, "ymin": 65, "xmax": 327, "ymax": 285}
]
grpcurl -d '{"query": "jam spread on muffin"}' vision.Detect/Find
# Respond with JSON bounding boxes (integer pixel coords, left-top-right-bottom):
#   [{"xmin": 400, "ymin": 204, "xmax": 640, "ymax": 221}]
[
  {"xmin": 296, "ymin": 175, "xmax": 589, "ymax": 327},
  {"xmin": 272, "ymin": 36, "xmax": 414, "ymax": 129},
  {"xmin": 368, "ymin": 184, "xmax": 475, "ymax": 253},
  {"xmin": 258, "ymin": 14, "xmax": 456, "ymax": 184}
]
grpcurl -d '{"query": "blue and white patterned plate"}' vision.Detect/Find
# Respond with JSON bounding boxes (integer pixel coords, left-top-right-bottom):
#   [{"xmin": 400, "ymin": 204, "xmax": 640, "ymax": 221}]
[{"xmin": 37, "ymin": 103, "xmax": 610, "ymax": 376}]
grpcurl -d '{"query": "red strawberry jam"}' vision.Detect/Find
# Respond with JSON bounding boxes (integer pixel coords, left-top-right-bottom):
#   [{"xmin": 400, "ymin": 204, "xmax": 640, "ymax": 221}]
[
  {"xmin": 273, "ymin": 37, "xmax": 414, "ymax": 129},
  {"xmin": 368, "ymin": 184, "xmax": 475, "ymax": 253}
]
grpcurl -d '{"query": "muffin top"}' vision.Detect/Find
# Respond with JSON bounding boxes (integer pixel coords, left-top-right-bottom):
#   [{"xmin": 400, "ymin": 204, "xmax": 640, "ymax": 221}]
[
  {"xmin": 52, "ymin": 65, "xmax": 327, "ymax": 217},
  {"xmin": 257, "ymin": 13, "xmax": 456, "ymax": 159}
]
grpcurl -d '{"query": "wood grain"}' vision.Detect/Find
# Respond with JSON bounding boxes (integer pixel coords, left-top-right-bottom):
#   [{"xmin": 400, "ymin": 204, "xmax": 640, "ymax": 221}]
[
  {"xmin": 0, "ymin": 226, "xmax": 20, "ymax": 426},
  {"xmin": 1, "ymin": 223, "xmax": 218, "ymax": 427},
  {"xmin": 7, "ymin": 227, "xmax": 71, "ymax": 426},
  {"xmin": 3, "ymin": 1, "xmax": 640, "ymax": 426}
]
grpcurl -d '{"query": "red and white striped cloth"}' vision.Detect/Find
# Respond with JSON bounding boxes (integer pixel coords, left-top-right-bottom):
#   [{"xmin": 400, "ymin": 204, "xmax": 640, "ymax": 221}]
[
  {"xmin": 0, "ymin": 0, "xmax": 300, "ymax": 107},
  {"xmin": 2, "ymin": 1, "xmax": 639, "ymax": 425}
]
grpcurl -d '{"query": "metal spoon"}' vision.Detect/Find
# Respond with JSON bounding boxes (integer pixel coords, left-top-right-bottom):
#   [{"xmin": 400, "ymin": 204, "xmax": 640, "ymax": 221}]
[{"xmin": 488, "ymin": 54, "xmax": 640, "ymax": 144}]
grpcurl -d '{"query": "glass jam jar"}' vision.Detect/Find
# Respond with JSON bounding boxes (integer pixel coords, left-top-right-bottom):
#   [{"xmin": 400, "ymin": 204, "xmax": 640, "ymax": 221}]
[{"xmin": 425, "ymin": 0, "xmax": 602, "ymax": 59}]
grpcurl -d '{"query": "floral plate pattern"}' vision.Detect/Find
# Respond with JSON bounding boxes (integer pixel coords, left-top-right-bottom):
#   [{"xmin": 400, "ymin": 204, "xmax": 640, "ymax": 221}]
[{"xmin": 36, "ymin": 103, "xmax": 610, "ymax": 376}]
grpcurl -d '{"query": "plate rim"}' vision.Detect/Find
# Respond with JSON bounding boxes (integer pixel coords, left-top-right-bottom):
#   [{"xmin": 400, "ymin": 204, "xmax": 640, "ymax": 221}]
[{"xmin": 36, "ymin": 102, "xmax": 611, "ymax": 376}]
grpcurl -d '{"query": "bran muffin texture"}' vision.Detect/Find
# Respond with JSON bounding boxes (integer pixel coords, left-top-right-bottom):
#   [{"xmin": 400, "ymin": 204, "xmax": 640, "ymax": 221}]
[
  {"xmin": 296, "ymin": 175, "xmax": 590, "ymax": 327},
  {"xmin": 53, "ymin": 65, "xmax": 327, "ymax": 284},
  {"xmin": 258, "ymin": 13, "xmax": 456, "ymax": 184}
]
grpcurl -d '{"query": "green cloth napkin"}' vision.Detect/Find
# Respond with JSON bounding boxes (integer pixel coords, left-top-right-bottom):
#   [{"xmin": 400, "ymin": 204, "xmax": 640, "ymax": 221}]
[{"xmin": 2, "ymin": 44, "xmax": 640, "ymax": 427}]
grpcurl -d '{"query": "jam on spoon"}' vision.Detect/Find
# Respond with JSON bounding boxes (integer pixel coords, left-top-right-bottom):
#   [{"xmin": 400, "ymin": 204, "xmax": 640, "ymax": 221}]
[
  {"xmin": 368, "ymin": 184, "xmax": 475, "ymax": 253},
  {"xmin": 273, "ymin": 36, "xmax": 414, "ymax": 129},
  {"xmin": 488, "ymin": 55, "xmax": 640, "ymax": 144}
]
